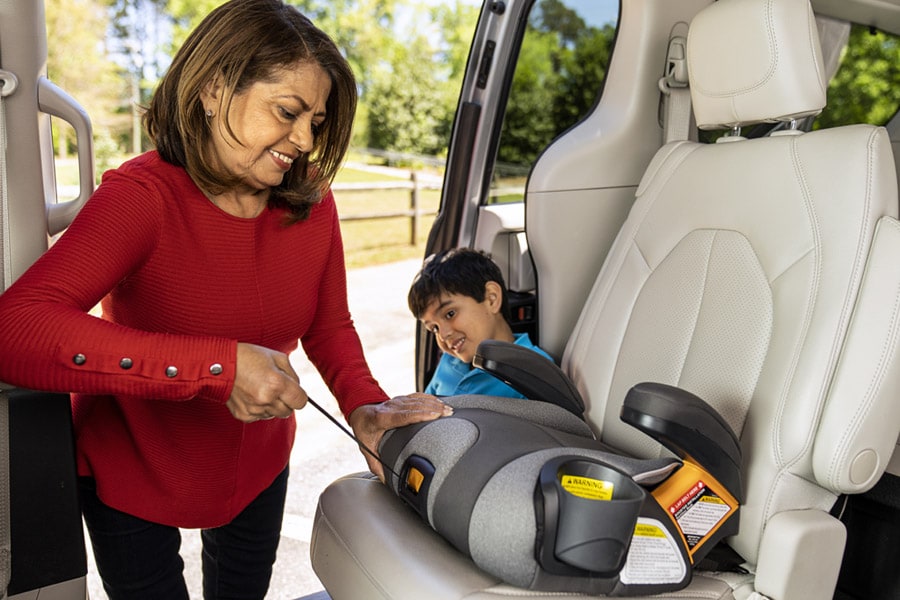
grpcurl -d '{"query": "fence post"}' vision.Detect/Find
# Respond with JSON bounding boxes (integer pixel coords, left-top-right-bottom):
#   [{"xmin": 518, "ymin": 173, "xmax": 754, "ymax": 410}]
[{"xmin": 410, "ymin": 171, "xmax": 420, "ymax": 246}]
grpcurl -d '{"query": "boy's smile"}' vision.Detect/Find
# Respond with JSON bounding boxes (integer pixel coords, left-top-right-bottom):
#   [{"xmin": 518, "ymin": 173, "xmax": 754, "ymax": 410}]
[{"xmin": 420, "ymin": 283, "xmax": 514, "ymax": 364}]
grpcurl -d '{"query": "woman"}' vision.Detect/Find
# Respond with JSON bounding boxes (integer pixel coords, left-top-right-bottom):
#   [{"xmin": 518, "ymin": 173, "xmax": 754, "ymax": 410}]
[{"xmin": 0, "ymin": 1, "xmax": 449, "ymax": 598}]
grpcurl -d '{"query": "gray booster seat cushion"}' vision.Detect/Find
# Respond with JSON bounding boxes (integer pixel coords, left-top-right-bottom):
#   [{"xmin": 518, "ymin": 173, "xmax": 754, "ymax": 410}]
[{"xmin": 378, "ymin": 342, "xmax": 743, "ymax": 596}]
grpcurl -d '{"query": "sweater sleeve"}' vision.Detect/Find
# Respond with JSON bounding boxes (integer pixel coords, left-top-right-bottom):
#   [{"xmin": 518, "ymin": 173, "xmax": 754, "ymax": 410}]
[
  {"xmin": 0, "ymin": 170, "xmax": 235, "ymax": 402},
  {"xmin": 299, "ymin": 193, "xmax": 389, "ymax": 418}
]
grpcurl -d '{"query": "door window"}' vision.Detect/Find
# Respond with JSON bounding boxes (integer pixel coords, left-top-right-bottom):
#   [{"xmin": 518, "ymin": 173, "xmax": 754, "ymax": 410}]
[
  {"xmin": 813, "ymin": 23, "xmax": 900, "ymax": 129},
  {"xmin": 489, "ymin": 0, "xmax": 618, "ymax": 204}
]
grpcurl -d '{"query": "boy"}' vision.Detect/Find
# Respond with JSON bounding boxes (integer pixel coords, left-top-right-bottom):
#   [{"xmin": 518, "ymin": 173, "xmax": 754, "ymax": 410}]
[{"xmin": 408, "ymin": 248, "xmax": 553, "ymax": 398}]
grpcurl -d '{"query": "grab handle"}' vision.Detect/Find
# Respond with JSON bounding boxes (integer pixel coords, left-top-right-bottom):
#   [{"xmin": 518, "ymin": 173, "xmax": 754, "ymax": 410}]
[{"xmin": 38, "ymin": 77, "xmax": 94, "ymax": 235}]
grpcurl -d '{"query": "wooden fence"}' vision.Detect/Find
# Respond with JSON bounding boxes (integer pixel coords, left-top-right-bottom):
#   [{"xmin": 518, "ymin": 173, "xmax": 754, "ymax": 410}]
[
  {"xmin": 332, "ymin": 172, "xmax": 441, "ymax": 246},
  {"xmin": 332, "ymin": 170, "xmax": 525, "ymax": 246}
]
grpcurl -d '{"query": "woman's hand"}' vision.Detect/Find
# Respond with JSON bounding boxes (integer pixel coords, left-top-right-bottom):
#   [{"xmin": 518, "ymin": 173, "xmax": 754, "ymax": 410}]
[
  {"xmin": 348, "ymin": 393, "xmax": 453, "ymax": 481},
  {"xmin": 227, "ymin": 342, "xmax": 308, "ymax": 423}
]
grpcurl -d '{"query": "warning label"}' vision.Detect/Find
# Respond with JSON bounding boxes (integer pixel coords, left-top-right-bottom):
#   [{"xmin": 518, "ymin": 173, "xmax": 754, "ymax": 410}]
[
  {"xmin": 619, "ymin": 518, "xmax": 686, "ymax": 584},
  {"xmin": 669, "ymin": 481, "xmax": 732, "ymax": 548},
  {"xmin": 560, "ymin": 475, "xmax": 614, "ymax": 500}
]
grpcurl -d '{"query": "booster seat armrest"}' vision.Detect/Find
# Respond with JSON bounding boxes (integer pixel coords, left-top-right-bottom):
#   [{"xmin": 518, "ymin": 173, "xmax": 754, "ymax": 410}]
[
  {"xmin": 621, "ymin": 382, "xmax": 743, "ymax": 501},
  {"xmin": 473, "ymin": 339, "xmax": 585, "ymax": 418}
]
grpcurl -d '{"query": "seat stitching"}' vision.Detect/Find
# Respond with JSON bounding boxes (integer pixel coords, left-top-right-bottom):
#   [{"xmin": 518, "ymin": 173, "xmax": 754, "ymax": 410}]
[
  {"xmin": 769, "ymin": 134, "xmax": 821, "ymax": 472},
  {"xmin": 760, "ymin": 134, "xmax": 822, "ymax": 546},
  {"xmin": 829, "ymin": 218, "xmax": 900, "ymax": 487}
]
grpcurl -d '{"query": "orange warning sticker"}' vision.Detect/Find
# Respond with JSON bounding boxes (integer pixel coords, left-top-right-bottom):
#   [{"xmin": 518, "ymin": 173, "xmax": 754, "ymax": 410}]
[
  {"xmin": 650, "ymin": 461, "xmax": 738, "ymax": 556},
  {"xmin": 668, "ymin": 480, "xmax": 731, "ymax": 548}
]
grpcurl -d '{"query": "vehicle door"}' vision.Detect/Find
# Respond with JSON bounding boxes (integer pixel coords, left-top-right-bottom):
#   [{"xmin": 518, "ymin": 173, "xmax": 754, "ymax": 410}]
[{"xmin": 0, "ymin": 0, "xmax": 92, "ymax": 598}]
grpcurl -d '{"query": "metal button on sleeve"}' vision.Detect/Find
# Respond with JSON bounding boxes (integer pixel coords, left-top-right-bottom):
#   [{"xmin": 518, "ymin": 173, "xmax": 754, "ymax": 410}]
[
  {"xmin": 72, "ymin": 353, "xmax": 86, "ymax": 365},
  {"xmin": 209, "ymin": 363, "xmax": 224, "ymax": 376},
  {"xmin": 119, "ymin": 358, "xmax": 133, "ymax": 370},
  {"xmin": 165, "ymin": 366, "xmax": 179, "ymax": 378}
]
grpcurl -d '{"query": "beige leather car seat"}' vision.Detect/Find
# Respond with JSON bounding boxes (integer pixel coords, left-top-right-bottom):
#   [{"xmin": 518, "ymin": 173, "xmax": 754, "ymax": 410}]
[{"xmin": 310, "ymin": 0, "xmax": 900, "ymax": 598}]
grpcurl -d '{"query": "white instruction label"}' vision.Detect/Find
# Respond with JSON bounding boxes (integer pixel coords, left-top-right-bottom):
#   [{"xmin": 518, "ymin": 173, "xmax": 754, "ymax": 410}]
[
  {"xmin": 670, "ymin": 480, "xmax": 732, "ymax": 548},
  {"xmin": 619, "ymin": 518, "xmax": 686, "ymax": 585}
]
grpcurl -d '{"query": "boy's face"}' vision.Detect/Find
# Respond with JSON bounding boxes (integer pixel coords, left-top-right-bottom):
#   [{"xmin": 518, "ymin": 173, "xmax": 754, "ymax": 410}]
[{"xmin": 419, "ymin": 281, "xmax": 513, "ymax": 364}]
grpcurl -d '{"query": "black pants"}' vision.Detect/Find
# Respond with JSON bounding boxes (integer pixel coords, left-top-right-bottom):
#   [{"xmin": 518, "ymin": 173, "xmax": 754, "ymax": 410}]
[{"xmin": 79, "ymin": 468, "xmax": 289, "ymax": 600}]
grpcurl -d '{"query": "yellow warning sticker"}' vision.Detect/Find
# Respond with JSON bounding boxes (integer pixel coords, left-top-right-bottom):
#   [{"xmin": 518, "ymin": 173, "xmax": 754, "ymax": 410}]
[
  {"xmin": 560, "ymin": 475, "xmax": 614, "ymax": 500},
  {"xmin": 699, "ymin": 495, "xmax": 726, "ymax": 504},
  {"xmin": 620, "ymin": 518, "xmax": 687, "ymax": 584},
  {"xmin": 633, "ymin": 523, "xmax": 667, "ymax": 538}
]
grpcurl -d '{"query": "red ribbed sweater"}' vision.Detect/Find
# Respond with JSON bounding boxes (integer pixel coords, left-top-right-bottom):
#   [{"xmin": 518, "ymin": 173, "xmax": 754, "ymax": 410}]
[{"xmin": 0, "ymin": 152, "xmax": 388, "ymax": 528}]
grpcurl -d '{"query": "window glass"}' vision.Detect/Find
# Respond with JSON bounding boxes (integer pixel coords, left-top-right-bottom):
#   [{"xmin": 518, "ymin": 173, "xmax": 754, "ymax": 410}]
[
  {"xmin": 488, "ymin": 0, "xmax": 619, "ymax": 204},
  {"xmin": 814, "ymin": 24, "xmax": 900, "ymax": 129}
]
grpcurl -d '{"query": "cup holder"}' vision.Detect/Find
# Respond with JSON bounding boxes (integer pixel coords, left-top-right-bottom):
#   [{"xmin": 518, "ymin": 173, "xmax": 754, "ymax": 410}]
[{"xmin": 536, "ymin": 456, "xmax": 645, "ymax": 575}]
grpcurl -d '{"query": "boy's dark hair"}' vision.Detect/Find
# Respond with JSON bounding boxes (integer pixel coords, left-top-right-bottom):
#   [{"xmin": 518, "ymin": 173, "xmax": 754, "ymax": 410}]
[{"xmin": 408, "ymin": 248, "xmax": 511, "ymax": 321}]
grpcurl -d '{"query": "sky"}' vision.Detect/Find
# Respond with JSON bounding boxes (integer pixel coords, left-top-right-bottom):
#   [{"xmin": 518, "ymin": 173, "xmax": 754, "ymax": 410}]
[
  {"xmin": 565, "ymin": 0, "xmax": 620, "ymax": 27},
  {"xmin": 400, "ymin": 0, "xmax": 620, "ymax": 46},
  {"xmin": 452, "ymin": 0, "xmax": 620, "ymax": 27}
]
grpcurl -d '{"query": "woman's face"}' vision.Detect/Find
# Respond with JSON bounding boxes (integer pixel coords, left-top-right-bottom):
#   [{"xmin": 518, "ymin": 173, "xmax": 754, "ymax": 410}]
[{"xmin": 204, "ymin": 61, "xmax": 332, "ymax": 191}]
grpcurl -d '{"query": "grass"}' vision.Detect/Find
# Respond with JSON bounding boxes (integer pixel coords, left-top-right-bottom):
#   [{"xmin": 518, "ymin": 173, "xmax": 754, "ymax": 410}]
[
  {"xmin": 54, "ymin": 155, "xmax": 440, "ymax": 270},
  {"xmin": 333, "ymin": 168, "xmax": 440, "ymax": 269}
]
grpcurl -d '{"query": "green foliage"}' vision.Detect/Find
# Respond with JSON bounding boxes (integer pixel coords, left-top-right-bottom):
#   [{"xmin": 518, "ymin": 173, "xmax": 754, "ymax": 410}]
[
  {"xmin": 105, "ymin": 0, "xmax": 170, "ymax": 98},
  {"xmin": 291, "ymin": 0, "xmax": 400, "ymax": 96},
  {"xmin": 166, "ymin": 0, "xmax": 476, "ymax": 159},
  {"xmin": 48, "ymin": 0, "xmax": 900, "ymax": 168},
  {"xmin": 554, "ymin": 25, "xmax": 614, "ymax": 128},
  {"xmin": 93, "ymin": 130, "xmax": 124, "ymax": 179},
  {"xmin": 497, "ymin": 32, "xmax": 560, "ymax": 165},
  {"xmin": 816, "ymin": 25, "xmax": 900, "ymax": 128},
  {"xmin": 429, "ymin": 0, "xmax": 479, "ymax": 81},
  {"xmin": 167, "ymin": 0, "xmax": 227, "ymax": 50},
  {"xmin": 46, "ymin": 0, "xmax": 128, "ymax": 157},
  {"xmin": 366, "ymin": 36, "xmax": 457, "ymax": 156},
  {"xmin": 309, "ymin": 0, "xmax": 478, "ymax": 158},
  {"xmin": 497, "ymin": 0, "xmax": 613, "ymax": 167}
]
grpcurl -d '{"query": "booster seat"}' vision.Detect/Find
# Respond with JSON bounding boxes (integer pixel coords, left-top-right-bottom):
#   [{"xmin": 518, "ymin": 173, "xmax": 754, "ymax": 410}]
[
  {"xmin": 310, "ymin": 0, "xmax": 900, "ymax": 598},
  {"xmin": 379, "ymin": 341, "xmax": 743, "ymax": 594}
]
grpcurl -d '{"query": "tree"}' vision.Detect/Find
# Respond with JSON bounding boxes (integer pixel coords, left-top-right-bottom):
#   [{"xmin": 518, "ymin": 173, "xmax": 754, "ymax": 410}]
[
  {"xmin": 816, "ymin": 25, "xmax": 900, "ymax": 129},
  {"xmin": 497, "ymin": 31, "xmax": 560, "ymax": 166},
  {"xmin": 46, "ymin": 0, "xmax": 127, "ymax": 166},
  {"xmin": 105, "ymin": 0, "xmax": 171, "ymax": 153},
  {"xmin": 166, "ymin": 0, "xmax": 226, "ymax": 50},
  {"xmin": 430, "ymin": 0, "xmax": 479, "ymax": 82},
  {"xmin": 48, "ymin": 0, "xmax": 483, "ymax": 160},
  {"xmin": 536, "ymin": 0, "xmax": 585, "ymax": 47},
  {"xmin": 292, "ymin": 0, "xmax": 399, "ymax": 98},
  {"xmin": 497, "ymin": 0, "xmax": 613, "ymax": 168},
  {"xmin": 553, "ymin": 25, "xmax": 614, "ymax": 129},
  {"xmin": 366, "ymin": 35, "xmax": 456, "ymax": 156},
  {"xmin": 365, "ymin": 1, "xmax": 479, "ymax": 156}
]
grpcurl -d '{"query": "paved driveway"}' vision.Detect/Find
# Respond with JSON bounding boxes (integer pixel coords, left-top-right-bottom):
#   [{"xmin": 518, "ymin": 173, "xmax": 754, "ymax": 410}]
[{"xmin": 86, "ymin": 259, "xmax": 423, "ymax": 599}]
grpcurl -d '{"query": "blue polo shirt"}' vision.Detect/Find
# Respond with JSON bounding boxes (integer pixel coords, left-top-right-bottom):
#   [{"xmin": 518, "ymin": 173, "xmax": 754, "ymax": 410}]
[{"xmin": 424, "ymin": 333, "xmax": 553, "ymax": 398}]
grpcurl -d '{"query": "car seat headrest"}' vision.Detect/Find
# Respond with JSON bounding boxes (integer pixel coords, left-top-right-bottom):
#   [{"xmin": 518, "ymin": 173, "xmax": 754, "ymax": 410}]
[{"xmin": 686, "ymin": 0, "xmax": 827, "ymax": 130}]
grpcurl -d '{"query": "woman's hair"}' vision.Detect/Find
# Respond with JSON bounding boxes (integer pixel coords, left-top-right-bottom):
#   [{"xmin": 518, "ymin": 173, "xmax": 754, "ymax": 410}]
[
  {"xmin": 408, "ymin": 248, "xmax": 511, "ymax": 321},
  {"xmin": 143, "ymin": 0, "xmax": 357, "ymax": 223}
]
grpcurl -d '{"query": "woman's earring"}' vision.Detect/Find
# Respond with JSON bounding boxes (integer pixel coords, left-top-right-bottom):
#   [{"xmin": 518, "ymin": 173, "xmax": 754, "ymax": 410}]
[{"xmin": 206, "ymin": 109, "xmax": 213, "ymax": 118}]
